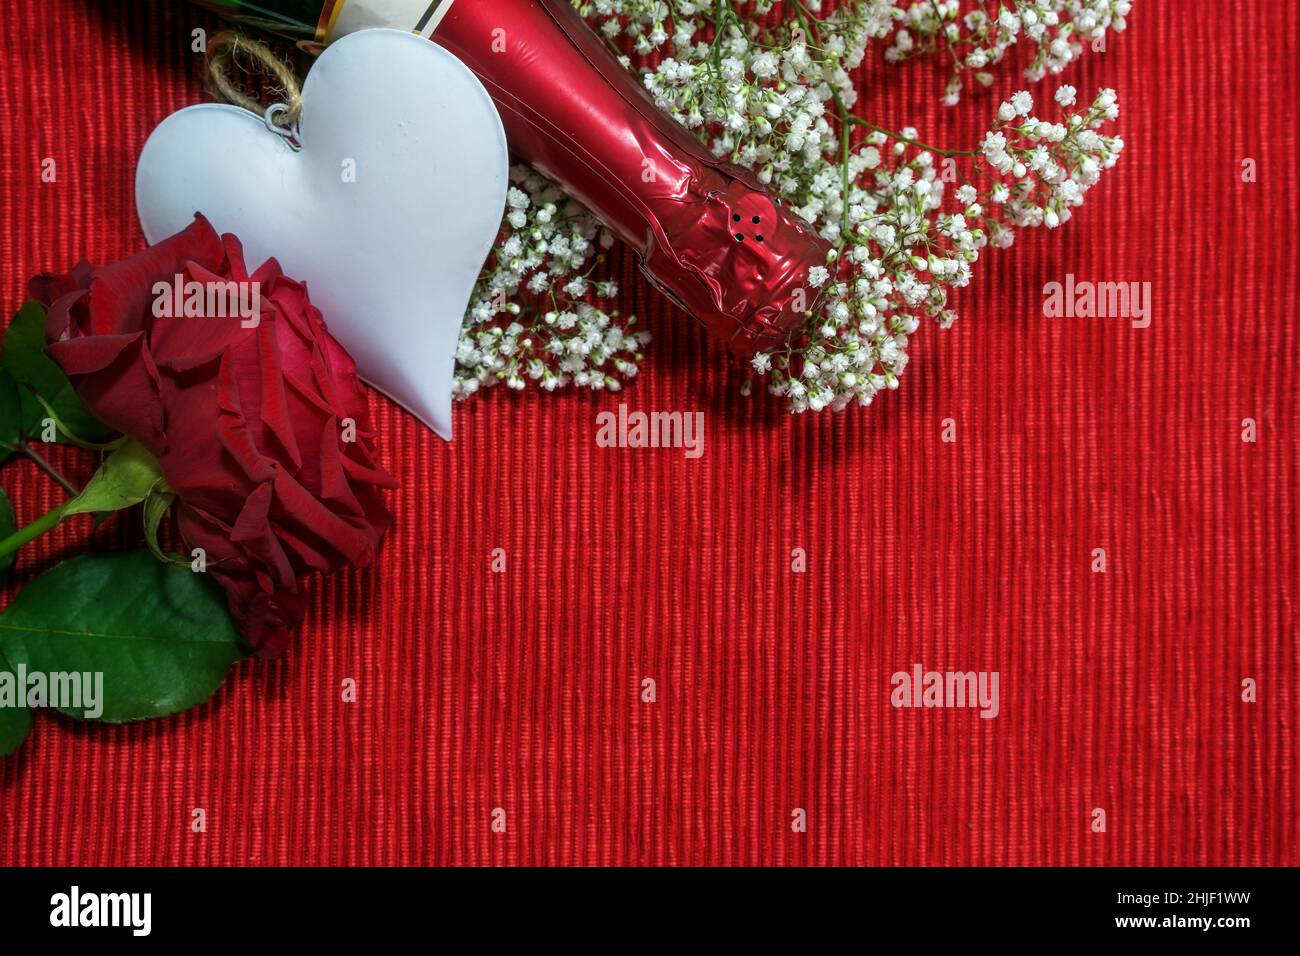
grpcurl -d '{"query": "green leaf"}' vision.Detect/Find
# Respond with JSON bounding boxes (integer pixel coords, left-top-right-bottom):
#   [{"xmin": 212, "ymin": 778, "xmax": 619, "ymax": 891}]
[
  {"xmin": 0, "ymin": 369, "xmax": 21, "ymax": 465},
  {"xmin": 0, "ymin": 643, "xmax": 32, "ymax": 756},
  {"xmin": 0, "ymin": 550, "xmax": 249, "ymax": 722},
  {"xmin": 61, "ymin": 439, "xmax": 162, "ymax": 518},
  {"xmin": 0, "ymin": 488, "xmax": 14, "ymax": 581},
  {"xmin": 1, "ymin": 300, "xmax": 111, "ymax": 445}
]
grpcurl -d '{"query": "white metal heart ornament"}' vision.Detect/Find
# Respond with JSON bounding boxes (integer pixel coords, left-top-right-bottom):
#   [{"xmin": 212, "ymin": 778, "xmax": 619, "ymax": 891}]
[{"xmin": 135, "ymin": 28, "xmax": 508, "ymax": 440}]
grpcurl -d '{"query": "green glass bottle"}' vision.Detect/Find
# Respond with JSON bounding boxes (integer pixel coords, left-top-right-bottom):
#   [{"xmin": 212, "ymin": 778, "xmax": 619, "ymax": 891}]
[
  {"xmin": 192, "ymin": 2, "xmax": 442, "ymax": 50},
  {"xmin": 192, "ymin": 1, "xmax": 342, "ymax": 47}
]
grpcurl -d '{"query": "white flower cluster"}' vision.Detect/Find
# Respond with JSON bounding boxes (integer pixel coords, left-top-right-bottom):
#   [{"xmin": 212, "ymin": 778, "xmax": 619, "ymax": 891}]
[
  {"xmin": 749, "ymin": 84, "xmax": 1123, "ymax": 413},
  {"xmin": 885, "ymin": 0, "xmax": 1133, "ymax": 104},
  {"xmin": 980, "ymin": 86, "xmax": 1123, "ymax": 233},
  {"xmin": 458, "ymin": 1, "xmax": 1128, "ymax": 413},
  {"xmin": 454, "ymin": 165, "xmax": 650, "ymax": 399}
]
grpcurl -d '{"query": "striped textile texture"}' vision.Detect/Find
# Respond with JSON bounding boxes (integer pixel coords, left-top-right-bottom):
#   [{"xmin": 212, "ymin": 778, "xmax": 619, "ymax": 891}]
[{"xmin": 0, "ymin": 0, "xmax": 1294, "ymax": 865}]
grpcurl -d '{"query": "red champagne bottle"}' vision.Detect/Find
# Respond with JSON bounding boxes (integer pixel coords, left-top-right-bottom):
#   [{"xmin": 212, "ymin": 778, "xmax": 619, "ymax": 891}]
[{"xmin": 194, "ymin": 0, "xmax": 832, "ymax": 356}]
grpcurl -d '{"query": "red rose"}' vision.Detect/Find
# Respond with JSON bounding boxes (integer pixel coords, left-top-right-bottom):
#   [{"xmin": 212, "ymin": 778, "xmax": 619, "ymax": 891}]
[{"xmin": 33, "ymin": 214, "xmax": 396, "ymax": 655}]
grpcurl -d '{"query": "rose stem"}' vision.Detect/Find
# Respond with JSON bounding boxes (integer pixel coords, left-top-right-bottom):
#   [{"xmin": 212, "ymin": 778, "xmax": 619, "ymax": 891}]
[
  {"xmin": 0, "ymin": 504, "xmax": 65, "ymax": 562},
  {"xmin": 19, "ymin": 442, "xmax": 79, "ymax": 496}
]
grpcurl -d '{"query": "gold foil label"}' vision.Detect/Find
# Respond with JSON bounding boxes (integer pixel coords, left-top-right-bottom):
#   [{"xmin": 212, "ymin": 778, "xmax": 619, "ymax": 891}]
[
  {"xmin": 326, "ymin": 0, "xmax": 455, "ymax": 41},
  {"xmin": 318, "ymin": 0, "xmax": 346, "ymax": 41}
]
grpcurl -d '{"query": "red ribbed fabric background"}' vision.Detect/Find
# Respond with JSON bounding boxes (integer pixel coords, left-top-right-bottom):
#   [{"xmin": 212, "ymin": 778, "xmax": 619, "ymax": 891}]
[{"xmin": 0, "ymin": 0, "xmax": 1295, "ymax": 866}]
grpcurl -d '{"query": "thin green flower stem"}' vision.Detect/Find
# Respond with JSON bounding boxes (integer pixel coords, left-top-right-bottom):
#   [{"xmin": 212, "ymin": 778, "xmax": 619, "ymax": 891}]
[
  {"xmin": 787, "ymin": 0, "xmax": 854, "ymax": 249},
  {"xmin": 0, "ymin": 502, "xmax": 65, "ymax": 562},
  {"xmin": 712, "ymin": 0, "xmax": 729, "ymax": 68},
  {"xmin": 847, "ymin": 117, "xmax": 981, "ymax": 158},
  {"xmin": 836, "ymin": 98, "xmax": 852, "ymax": 250},
  {"xmin": 928, "ymin": 0, "xmax": 963, "ymax": 73}
]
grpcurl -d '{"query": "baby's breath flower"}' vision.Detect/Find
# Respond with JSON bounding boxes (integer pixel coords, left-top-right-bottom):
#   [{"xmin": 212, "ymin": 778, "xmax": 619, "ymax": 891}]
[
  {"xmin": 457, "ymin": 1, "xmax": 1127, "ymax": 414},
  {"xmin": 453, "ymin": 164, "xmax": 648, "ymax": 401},
  {"xmin": 885, "ymin": 0, "xmax": 1131, "ymax": 103}
]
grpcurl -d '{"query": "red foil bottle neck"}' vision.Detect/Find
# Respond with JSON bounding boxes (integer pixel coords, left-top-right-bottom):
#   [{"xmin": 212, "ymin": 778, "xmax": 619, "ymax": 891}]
[{"xmin": 431, "ymin": 0, "xmax": 831, "ymax": 356}]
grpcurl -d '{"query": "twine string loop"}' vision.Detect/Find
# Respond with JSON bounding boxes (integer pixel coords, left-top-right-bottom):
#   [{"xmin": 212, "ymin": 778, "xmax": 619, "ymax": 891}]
[{"xmin": 207, "ymin": 32, "xmax": 303, "ymax": 137}]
